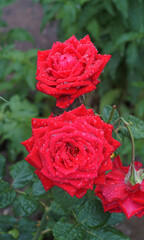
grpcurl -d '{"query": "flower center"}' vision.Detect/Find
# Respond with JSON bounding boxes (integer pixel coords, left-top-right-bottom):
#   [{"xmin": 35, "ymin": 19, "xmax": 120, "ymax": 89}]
[
  {"xmin": 58, "ymin": 54, "xmax": 78, "ymax": 70},
  {"xmin": 69, "ymin": 146, "xmax": 79, "ymax": 157}
]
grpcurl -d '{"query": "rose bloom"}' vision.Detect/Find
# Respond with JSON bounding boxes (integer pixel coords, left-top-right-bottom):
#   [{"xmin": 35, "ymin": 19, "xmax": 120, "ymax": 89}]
[
  {"xmin": 22, "ymin": 105, "xmax": 120, "ymax": 198},
  {"xmin": 36, "ymin": 35, "xmax": 111, "ymax": 108},
  {"xmin": 95, "ymin": 156, "xmax": 144, "ymax": 218}
]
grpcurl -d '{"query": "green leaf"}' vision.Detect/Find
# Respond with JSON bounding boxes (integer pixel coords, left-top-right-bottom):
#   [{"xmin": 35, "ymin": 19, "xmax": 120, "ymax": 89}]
[
  {"xmin": 0, "ymin": 120, "xmax": 28, "ymax": 161},
  {"xmin": 53, "ymin": 218, "xmax": 85, "ymax": 240},
  {"xmin": 6, "ymin": 28, "xmax": 35, "ymax": 44},
  {"xmin": 128, "ymin": 0, "xmax": 144, "ymax": 32},
  {"xmin": 18, "ymin": 233, "xmax": 35, "ymax": 240},
  {"xmin": 102, "ymin": 105, "xmax": 119, "ymax": 125},
  {"xmin": 112, "ymin": 0, "xmax": 128, "ymax": 18},
  {"xmin": 13, "ymin": 198, "xmax": 27, "ymax": 217},
  {"xmin": 100, "ymin": 89, "xmax": 121, "ymax": 113},
  {"xmin": 40, "ymin": 3, "xmax": 61, "ymax": 30},
  {"xmin": 14, "ymin": 195, "xmax": 39, "ymax": 216},
  {"xmin": 86, "ymin": 18, "xmax": 99, "ymax": 40},
  {"xmin": 32, "ymin": 179, "xmax": 46, "ymax": 196},
  {"xmin": 0, "ymin": 154, "xmax": 6, "ymax": 179},
  {"xmin": 80, "ymin": 0, "xmax": 89, "ymax": 4},
  {"xmin": 0, "ymin": 233, "xmax": 15, "ymax": 240},
  {"xmin": 0, "ymin": 95, "xmax": 38, "ymax": 161},
  {"xmin": 0, "ymin": 215, "xmax": 16, "ymax": 231},
  {"xmin": 62, "ymin": 2, "xmax": 77, "ymax": 23},
  {"xmin": 10, "ymin": 160, "xmax": 34, "ymax": 188},
  {"xmin": 77, "ymin": 200, "xmax": 109, "ymax": 228},
  {"xmin": 24, "ymin": 48, "xmax": 37, "ymax": 58},
  {"xmin": 49, "ymin": 201, "xmax": 65, "ymax": 221},
  {"xmin": 126, "ymin": 43, "xmax": 138, "ymax": 69},
  {"xmin": 8, "ymin": 229, "xmax": 19, "ymax": 239},
  {"xmin": 135, "ymin": 99, "xmax": 144, "ymax": 118},
  {"xmin": 107, "ymin": 52, "xmax": 121, "ymax": 79},
  {"xmin": 78, "ymin": 3, "xmax": 101, "ymax": 29},
  {"xmin": 52, "ymin": 186, "xmax": 85, "ymax": 211},
  {"xmin": 107, "ymin": 213, "xmax": 124, "ymax": 225},
  {"xmin": 86, "ymin": 225, "xmax": 130, "ymax": 240},
  {"xmin": 8, "ymin": 95, "xmax": 38, "ymax": 119},
  {"xmin": 0, "ymin": 59, "xmax": 9, "ymax": 79},
  {"xmin": 0, "ymin": 180, "xmax": 16, "ymax": 208},
  {"xmin": 104, "ymin": 0, "xmax": 115, "ymax": 16},
  {"xmin": 53, "ymin": 218, "xmax": 73, "ymax": 239},
  {"xmin": 121, "ymin": 115, "xmax": 144, "ymax": 139},
  {"xmin": 115, "ymin": 32, "xmax": 140, "ymax": 46},
  {"xmin": 18, "ymin": 217, "xmax": 37, "ymax": 233},
  {"xmin": 25, "ymin": 68, "xmax": 36, "ymax": 90},
  {"xmin": 0, "ymin": 48, "xmax": 25, "ymax": 62}
]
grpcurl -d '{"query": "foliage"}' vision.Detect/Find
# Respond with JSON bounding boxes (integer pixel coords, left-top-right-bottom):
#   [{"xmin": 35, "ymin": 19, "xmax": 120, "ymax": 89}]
[
  {"xmin": 1, "ymin": 103, "xmax": 144, "ymax": 239},
  {"xmin": 0, "ymin": 0, "xmax": 54, "ymax": 161},
  {"xmin": 0, "ymin": 152, "xmax": 130, "ymax": 239},
  {"xmin": 38, "ymin": 0, "xmax": 144, "ymax": 116},
  {"xmin": 0, "ymin": 95, "xmax": 38, "ymax": 161},
  {"xmin": 0, "ymin": 1, "xmax": 144, "ymax": 240}
]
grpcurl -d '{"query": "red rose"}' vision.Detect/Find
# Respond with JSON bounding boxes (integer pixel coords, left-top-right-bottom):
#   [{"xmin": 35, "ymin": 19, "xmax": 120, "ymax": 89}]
[
  {"xmin": 36, "ymin": 35, "xmax": 111, "ymax": 108},
  {"xmin": 22, "ymin": 105, "xmax": 120, "ymax": 198},
  {"xmin": 95, "ymin": 156, "xmax": 144, "ymax": 218}
]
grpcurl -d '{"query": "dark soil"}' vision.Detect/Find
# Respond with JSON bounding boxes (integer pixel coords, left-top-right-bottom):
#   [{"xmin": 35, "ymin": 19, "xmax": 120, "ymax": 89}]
[{"xmin": 2, "ymin": 1, "xmax": 144, "ymax": 239}]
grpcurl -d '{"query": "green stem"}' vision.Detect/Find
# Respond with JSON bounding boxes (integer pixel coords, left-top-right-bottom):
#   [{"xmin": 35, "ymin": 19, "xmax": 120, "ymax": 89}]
[
  {"xmin": 107, "ymin": 105, "xmax": 116, "ymax": 123},
  {"xmin": 116, "ymin": 125, "xmax": 126, "ymax": 132},
  {"xmin": 112, "ymin": 117, "xmax": 121, "ymax": 126},
  {"xmin": 113, "ymin": 128, "xmax": 123, "ymax": 142},
  {"xmin": 16, "ymin": 190, "xmax": 26, "ymax": 195},
  {"xmin": 121, "ymin": 117, "xmax": 135, "ymax": 167},
  {"xmin": 0, "ymin": 96, "xmax": 9, "ymax": 103},
  {"xmin": 41, "ymin": 228, "xmax": 52, "ymax": 235},
  {"xmin": 72, "ymin": 209, "xmax": 79, "ymax": 224},
  {"xmin": 32, "ymin": 207, "xmax": 49, "ymax": 240}
]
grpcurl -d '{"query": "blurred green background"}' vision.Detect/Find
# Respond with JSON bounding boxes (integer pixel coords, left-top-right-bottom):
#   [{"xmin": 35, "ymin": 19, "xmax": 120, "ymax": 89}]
[{"xmin": 0, "ymin": 0, "xmax": 144, "ymax": 163}]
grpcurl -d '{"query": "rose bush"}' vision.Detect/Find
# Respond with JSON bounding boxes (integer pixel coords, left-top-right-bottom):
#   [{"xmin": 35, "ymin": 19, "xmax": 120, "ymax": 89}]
[
  {"xmin": 22, "ymin": 105, "xmax": 120, "ymax": 198},
  {"xmin": 36, "ymin": 35, "xmax": 111, "ymax": 108},
  {"xmin": 95, "ymin": 156, "xmax": 144, "ymax": 219}
]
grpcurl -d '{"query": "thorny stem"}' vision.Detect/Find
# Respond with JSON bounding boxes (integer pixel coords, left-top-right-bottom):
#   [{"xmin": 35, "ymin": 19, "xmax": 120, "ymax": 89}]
[
  {"xmin": 121, "ymin": 117, "xmax": 135, "ymax": 167},
  {"xmin": 107, "ymin": 105, "xmax": 116, "ymax": 123},
  {"xmin": 32, "ymin": 207, "xmax": 50, "ymax": 240}
]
